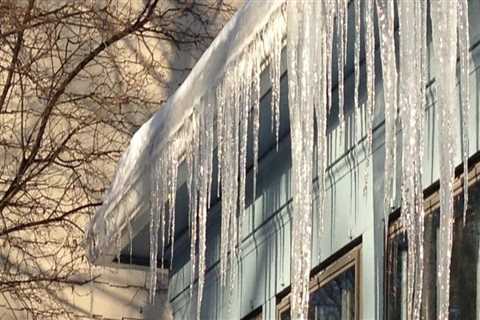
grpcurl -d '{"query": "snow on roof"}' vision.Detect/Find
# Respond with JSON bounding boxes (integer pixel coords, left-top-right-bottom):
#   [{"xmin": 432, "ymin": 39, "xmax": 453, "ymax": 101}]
[{"xmin": 85, "ymin": 0, "xmax": 284, "ymax": 264}]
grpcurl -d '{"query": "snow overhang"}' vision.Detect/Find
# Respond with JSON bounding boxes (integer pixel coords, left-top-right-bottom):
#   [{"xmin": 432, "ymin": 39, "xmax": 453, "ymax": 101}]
[{"xmin": 85, "ymin": 1, "xmax": 285, "ymax": 265}]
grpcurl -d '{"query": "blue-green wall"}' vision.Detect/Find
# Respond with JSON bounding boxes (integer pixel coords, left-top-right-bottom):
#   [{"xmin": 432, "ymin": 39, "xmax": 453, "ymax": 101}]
[{"xmin": 168, "ymin": 1, "xmax": 480, "ymax": 319}]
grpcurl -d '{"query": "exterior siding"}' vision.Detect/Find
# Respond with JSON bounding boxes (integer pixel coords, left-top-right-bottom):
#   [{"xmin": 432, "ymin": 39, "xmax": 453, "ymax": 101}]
[{"xmin": 167, "ymin": 1, "xmax": 480, "ymax": 319}]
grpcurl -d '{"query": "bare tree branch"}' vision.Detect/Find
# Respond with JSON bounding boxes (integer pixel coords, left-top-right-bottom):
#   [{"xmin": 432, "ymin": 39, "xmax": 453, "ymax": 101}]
[{"xmin": 0, "ymin": 0, "xmax": 234, "ymax": 317}]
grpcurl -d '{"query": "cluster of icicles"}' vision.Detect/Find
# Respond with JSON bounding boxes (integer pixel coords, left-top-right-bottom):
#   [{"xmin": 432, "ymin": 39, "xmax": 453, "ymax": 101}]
[{"xmin": 141, "ymin": 0, "xmax": 471, "ymax": 319}]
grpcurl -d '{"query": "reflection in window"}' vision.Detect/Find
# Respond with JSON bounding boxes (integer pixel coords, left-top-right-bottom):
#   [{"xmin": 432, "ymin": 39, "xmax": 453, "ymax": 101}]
[
  {"xmin": 308, "ymin": 267, "xmax": 355, "ymax": 320},
  {"xmin": 278, "ymin": 247, "xmax": 358, "ymax": 320},
  {"xmin": 387, "ymin": 179, "xmax": 480, "ymax": 319}
]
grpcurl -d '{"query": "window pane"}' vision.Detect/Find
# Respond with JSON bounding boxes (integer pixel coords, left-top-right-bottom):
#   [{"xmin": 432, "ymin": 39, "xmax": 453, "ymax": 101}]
[
  {"xmin": 280, "ymin": 266, "xmax": 356, "ymax": 320},
  {"xmin": 309, "ymin": 266, "xmax": 355, "ymax": 320},
  {"xmin": 387, "ymin": 180, "xmax": 480, "ymax": 319},
  {"xmin": 448, "ymin": 192, "xmax": 480, "ymax": 319}
]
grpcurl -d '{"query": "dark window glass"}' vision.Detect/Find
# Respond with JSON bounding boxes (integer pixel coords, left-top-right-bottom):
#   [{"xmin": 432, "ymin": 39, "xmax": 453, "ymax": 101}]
[
  {"xmin": 242, "ymin": 307, "xmax": 262, "ymax": 320},
  {"xmin": 387, "ymin": 179, "xmax": 480, "ymax": 319},
  {"xmin": 279, "ymin": 261, "xmax": 356, "ymax": 320}
]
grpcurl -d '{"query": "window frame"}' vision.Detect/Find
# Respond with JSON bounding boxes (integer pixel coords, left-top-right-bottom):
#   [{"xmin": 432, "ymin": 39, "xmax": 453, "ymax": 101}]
[
  {"xmin": 277, "ymin": 244, "xmax": 361, "ymax": 319},
  {"xmin": 385, "ymin": 155, "xmax": 480, "ymax": 319}
]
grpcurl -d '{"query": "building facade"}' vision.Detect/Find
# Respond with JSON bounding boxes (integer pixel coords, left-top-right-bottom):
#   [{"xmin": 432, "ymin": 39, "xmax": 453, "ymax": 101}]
[{"xmin": 87, "ymin": 0, "xmax": 480, "ymax": 319}]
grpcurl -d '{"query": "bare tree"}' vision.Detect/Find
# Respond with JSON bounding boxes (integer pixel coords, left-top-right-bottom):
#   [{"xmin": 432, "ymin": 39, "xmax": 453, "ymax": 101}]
[{"xmin": 0, "ymin": 0, "xmax": 233, "ymax": 318}]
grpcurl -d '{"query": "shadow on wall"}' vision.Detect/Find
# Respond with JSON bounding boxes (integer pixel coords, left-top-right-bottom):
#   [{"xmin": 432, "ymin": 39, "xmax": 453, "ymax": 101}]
[{"xmin": 0, "ymin": 251, "xmax": 148, "ymax": 319}]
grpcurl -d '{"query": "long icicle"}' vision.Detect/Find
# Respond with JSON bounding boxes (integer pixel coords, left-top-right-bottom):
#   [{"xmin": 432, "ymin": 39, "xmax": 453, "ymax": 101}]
[
  {"xmin": 187, "ymin": 114, "xmax": 197, "ymax": 302},
  {"xmin": 398, "ymin": 1, "xmax": 427, "ymax": 318},
  {"xmin": 363, "ymin": 0, "xmax": 375, "ymax": 195},
  {"xmin": 313, "ymin": 0, "xmax": 328, "ymax": 238},
  {"xmin": 238, "ymin": 57, "xmax": 251, "ymax": 249},
  {"xmin": 127, "ymin": 216, "xmax": 133, "ymax": 264},
  {"xmin": 194, "ymin": 105, "xmax": 204, "ymax": 318},
  {"xmin": 206, "ymin": 93, "xmax": 215, "ymax": 213},
  {"xmin": 196, "ymin": 92, "xmax": 215, "ymax": 320},
  {"xmin": 168, "ymin": 142, "xmax": 178, "ymax": 270},
  {"xmin": 216, "ymin": 80, "xmax": 225, "ymax": 198},
  {"xmin": 160, "ymin": 154, "xmax": 168, "ymax": 270},
  {"xmin": 287, "ymin": 1, "xmax": 315, "ymax": 318},
  {"xmin": 149, "ymin": 154, "xmax": 165, "ymax": 303},
  {"xmin": 430, "ymin": 1, "xmax": 458, "ymax": 318},
  {"xmin": 352, "ymin": 0, "xmax": 361, "ymax": 232},
  {"xmin": 219, "ymin": 66, "xmax": 240, "ymax": 295},
  {"xmin": 218, "ymin": 73, "xmax": 230, "ymax": 289},
  {"xmin": 325, "ymin": 0, "xmax": 336, "ymax": 115},
  {"xmin": 148, "ymin": 171, "xmax": 158, "ymax": 304},
  {"xmin": 353, "ymin": 0, "xmax": 361, "ymax": 166},
  {"xmin": 458, "ymin": 0, "xmax": 471, "ymax": 224},
  {"xmin": 337, "ymin": 0, "xmax": 347, "ymax": 136},
  {"xmin": 413, "ymin": 2, "xmax": 428, "ymax": 318},
  {"xmin": 375, "ymin": 0, "xmax": 398, "ymax": 231},
  {"xmin": 252, "ymin": 42, "xmax": 261, "ymax": 203},
  {"xmin": 270, "ymin": 16, "xmax": 283, "ymax": 149},
  {"xmin": 286, "ymin": 1, "xmax": 302, "ymax": 317}
]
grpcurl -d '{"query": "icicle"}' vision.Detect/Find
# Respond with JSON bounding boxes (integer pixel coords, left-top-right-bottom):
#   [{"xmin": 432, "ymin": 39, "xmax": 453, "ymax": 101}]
[
  {"xmin": 414, "ymin": 2, "xmax": 428, "ymax": 319},
  {"xmin": 458, "ymin": 0, "xmax": 471, "ymax": 224},
  {"xmin": 287, "ymin": 1, "xmax": 315, "ymax": 318},
  {"xmin": 89, "ymin": 264, "xmax": 94, "ymax": 318},
  {"xmin": 206, "ymin": 94, "xmax": 215, "ymax": 212},
  {"xmin": 187, "ymin": 115, "xmax": 197, "ymax": 300},
  {"xmin": 376, "ymin": 0, "xmax": 398, "ymax": 223},
  {"xmin": 352, "ymin": 0, "xmax": 361, "ymax": 211},
  {"xmin": 127, "ymin": 216, "xmax": 133, "ymax": 264},
  {"xmin": 431, "ymin": 1, "xmax": 458, "ymax": 318},
  {"xmin": 238, "ymin": 56, "xmax": 251, "ymax": 248},
  {"xmin": 195, "ymin": 92, "xmax": 215, "ymax": 320},
  {"xmin": 166, "ymin": 151, "xmax": 173, "ymax": 263},
  {"xmin": 189, "ymin": 110, "xmax": 203, "ymax": 320},
  {"xmin": 216, "ymin": 81, "xmax": 225, "ymax": 198},
  {"xmin": 337, "ymin": 0, "xmax": 347, "ymax": 136},
  {"xmin": 114, "ymin": 210, "xmax": 123, "ymax": 266},
  {"xmin": 252, "ymin": 42, "xmax": 261, "ymax": 201},
  {"xmin": 269, "ymin": 16, "xmax": 283, "ymax": 149},
  {"xmin": 158, "ymin": 156, "xmax": 168, "ymax": 270},
  {"xmin": 313, "ymin": 0, "xmax": 328, "ymax": 236},
  {"xmin": 167, "ymin": 142, "xmax": 178, "ymax": 270},
  {"xmin": 219, "ymin": 68, "xmax": 240, "ymax": 289},
  {"xmin": 287, "ymin": 2, "xmax": 303, "ymax": 315},
  {"xmin": 115, "ymin": 229, "xmax": 121, "ymax": 265},
  {"xmin": 325, "ymin": 0, "xmax": 336, "ymax": 114},
  {"xmin": 398, "ymin": 1, "xmax": 427, "ymax": 318},
  {"xmin": 149, "ymin": 158, "xmax": 163, "ymax": 303},
  {"xmin": 414, "ymin": 2, "xmax": 428, "ymax": 318},
  {"xmin": 219, "ymin": 78, "xmax": 229, "ymax": 288},
  {"xmin": 230, "ymin": 66, "xmax": 240, "ymax": 286},
  {"xmin": 363, "ymin": 0, "xmax": 375, "ymax": 195},
  {"xmin": 353, "ymin": 0, "xmax": 361, "ymax": 118},
  {"xmin": 216, "ymin": 75, "xmax": 229, "ymax": 287},
  {"xmin": 148, "ymin": 179, "xmax": 156, "ymax": 303}
]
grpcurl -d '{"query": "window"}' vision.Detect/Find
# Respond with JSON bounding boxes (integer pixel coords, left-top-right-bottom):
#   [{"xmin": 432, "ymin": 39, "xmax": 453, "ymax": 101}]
[
  {"xmin": 387, "ymin": 161, "xmax": 480, "ymax": 319},
  {"xmin": 277, "ymin": 245, "xmax": 361, "ymax": 320},
  {"xmin": 242, "ymin": 307, "xmax": 262, "ymax": 320}
]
